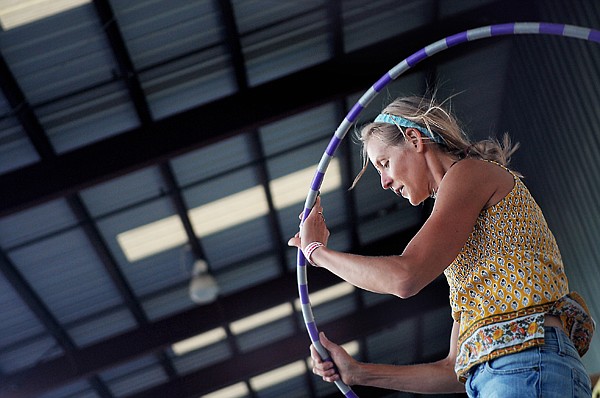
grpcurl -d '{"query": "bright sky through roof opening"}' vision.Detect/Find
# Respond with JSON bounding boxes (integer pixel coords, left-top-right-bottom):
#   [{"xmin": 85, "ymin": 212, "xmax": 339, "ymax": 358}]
[
  {"xmin": 199, "ymin": 342, "xmax": 359, "ymax": 396},
  {"xmin": 201, "ymin": 382, "xmax": 248, "ymax": 398},
  {"xmin": 172, "ymin": 282, "xmax": 354, "ymax": 357},
  {"xmin": 117, "ymin": 159, "xmax": 342, "ymax": 262},
  {"xmin": 171, "ymin": 327, "xmax": 227, "ymax": 356},
  {"xmin": 0, "ymin": 0, "xmax": 90, "ymax": 30}
]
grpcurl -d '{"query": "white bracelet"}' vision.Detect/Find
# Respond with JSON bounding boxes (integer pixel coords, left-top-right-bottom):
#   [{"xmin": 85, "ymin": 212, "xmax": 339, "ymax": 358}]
[{"xmin": 303, "ymin": 241, "xmax": 324, "ymax": 266}]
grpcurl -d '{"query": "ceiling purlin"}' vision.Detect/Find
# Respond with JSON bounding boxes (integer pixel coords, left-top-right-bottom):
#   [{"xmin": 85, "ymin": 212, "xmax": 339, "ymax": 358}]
[
  {"xmin": 214, "ymin": 0, "xmax": 292, "ymax": 276},
  {"xmin": 324, "ymin": 0, "xmax": 361, "ymax": 250},
  {"xmin": 93, "ymin": 0, "xmax": 181, "ymax": 383},
  {"xmin": 217, "ymin": 0, "xmax": 248, "ymax": 90},
  {"xmin": 0, "ymin": 53, "xmax": 54, "ymax": 159},
  {"xmin": 213, "ymin": 4, "xmax": 310, "ymax": 394},
  {"xmin": 92, "ymin": 0, "xmax": 153, "ymax": 125},
  {"xmin": 0, "ymin": 250, "xmax": 72, "ymax": 355}
]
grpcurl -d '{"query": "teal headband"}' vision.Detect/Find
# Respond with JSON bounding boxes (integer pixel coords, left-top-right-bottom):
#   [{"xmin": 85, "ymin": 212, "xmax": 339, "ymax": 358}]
[{"xmin": 374, "ymin": 113, "xmax": 446, "ymax": 146}]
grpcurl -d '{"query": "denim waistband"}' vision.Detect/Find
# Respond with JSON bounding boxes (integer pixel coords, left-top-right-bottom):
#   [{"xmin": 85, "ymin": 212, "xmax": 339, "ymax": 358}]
[{"xmin": 542, "ymin": 326, "xmax": 580, "ymax": 359}]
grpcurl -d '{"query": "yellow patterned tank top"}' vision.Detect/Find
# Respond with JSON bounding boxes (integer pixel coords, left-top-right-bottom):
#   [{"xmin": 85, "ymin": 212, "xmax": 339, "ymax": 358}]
[{"xmin": 444, "ymin": 161, "xmax": 595, "ymax": 382}]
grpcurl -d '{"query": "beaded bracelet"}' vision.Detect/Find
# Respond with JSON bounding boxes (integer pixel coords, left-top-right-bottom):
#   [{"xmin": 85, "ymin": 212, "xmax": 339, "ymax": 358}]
[{"xmin": 303, "ymin": 241, "xmax": 324, "ymax": 266}]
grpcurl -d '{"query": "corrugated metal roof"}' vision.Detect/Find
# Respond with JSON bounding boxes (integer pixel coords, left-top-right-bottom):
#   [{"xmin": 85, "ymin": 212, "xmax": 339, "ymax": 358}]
[{"xmin": 0, "ymin": 1, "xmax": 598, "ymax": 397}]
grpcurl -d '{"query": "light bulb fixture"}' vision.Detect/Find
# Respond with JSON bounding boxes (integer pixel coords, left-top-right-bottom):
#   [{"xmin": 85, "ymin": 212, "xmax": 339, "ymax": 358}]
[{"xmin": 189, "ymin": 259, "xmax": 219, "ymax": 304}]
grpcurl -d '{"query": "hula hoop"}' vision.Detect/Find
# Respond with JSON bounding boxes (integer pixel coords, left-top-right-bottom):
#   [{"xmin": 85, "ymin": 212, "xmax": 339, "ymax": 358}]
[{"xmin": 297, "ymin": 22, "xmax": 600, "ymax": 397}]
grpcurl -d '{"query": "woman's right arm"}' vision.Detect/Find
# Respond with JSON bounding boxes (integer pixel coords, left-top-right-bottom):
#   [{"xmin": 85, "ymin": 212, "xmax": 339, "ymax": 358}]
[
  {"xmin": 311, "ymin": 321, "xmax": 465, "ymax": 394},
  {"xmin": 298, "ymin": 160, "xmax": 498, "ymax": 298}
]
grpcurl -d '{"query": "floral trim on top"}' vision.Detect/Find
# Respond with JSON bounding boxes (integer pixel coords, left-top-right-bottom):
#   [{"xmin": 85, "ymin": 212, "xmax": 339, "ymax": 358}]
[
  {"xmin": 455, "ymin": 294, "xmax": 596, "ymax": 381},
  {"xmin": 456, "ymin": 312, "xmax": 545, "ymax": 382},
  {"xmin": 548, "ymin": 292, "xmax": 596, "ymax": 357}
]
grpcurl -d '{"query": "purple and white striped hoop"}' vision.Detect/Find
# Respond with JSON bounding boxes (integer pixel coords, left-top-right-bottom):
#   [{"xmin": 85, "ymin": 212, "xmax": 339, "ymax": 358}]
[{"xmin": 297, "ymin": 22, "xmax": 600, "ymax": 397}]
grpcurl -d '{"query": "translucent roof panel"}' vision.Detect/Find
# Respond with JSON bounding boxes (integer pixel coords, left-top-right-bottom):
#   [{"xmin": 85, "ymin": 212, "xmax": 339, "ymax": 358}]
[
  {"xmin": 96, "ymin": 198, "xmax": 190, "ymax": 297},
  {"xmin": 183, "ymin": 166, "xmax": 274, "ymax": 270},
  {"xmin": 0, "ymin": 3, "xmax": 139, "ymax": 153},
  {"xmin": 171, "ymin": 338, "xmax": 232, "ymax": 375},
  {"xmin": 233, "ymin": 0, "xmax": 332, "ymax": 86},
  {"xmin": 0, "ymin": 3, "xmax": 112, "ymax": 104}
]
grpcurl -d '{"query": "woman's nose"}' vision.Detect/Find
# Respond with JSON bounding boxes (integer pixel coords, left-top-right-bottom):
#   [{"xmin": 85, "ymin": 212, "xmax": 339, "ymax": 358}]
[{"xmin": 380, "ymin": 173, "xmax": 392, "ymax": 190}]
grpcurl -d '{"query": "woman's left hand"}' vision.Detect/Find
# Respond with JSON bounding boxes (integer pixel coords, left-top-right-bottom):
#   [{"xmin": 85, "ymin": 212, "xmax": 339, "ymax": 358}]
[{"xmin": 288, "ymin": 196, "xmax": 330, "ymax": 251}]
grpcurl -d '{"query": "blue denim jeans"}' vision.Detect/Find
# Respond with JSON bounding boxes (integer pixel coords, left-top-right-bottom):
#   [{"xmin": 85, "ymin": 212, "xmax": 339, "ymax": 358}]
[{"xmin": 466, "ymin": 327, "xmax": 592, "ymax": 397}]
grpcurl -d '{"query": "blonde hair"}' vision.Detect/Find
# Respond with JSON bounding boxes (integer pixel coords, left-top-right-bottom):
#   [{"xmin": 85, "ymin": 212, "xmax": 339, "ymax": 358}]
[{"xmin": 350, "ymin": 95, "xmax": 520, "ymax": 189}]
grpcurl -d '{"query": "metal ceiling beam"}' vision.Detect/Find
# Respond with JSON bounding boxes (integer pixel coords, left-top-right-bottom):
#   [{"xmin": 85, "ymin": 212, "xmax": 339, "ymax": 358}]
[
  {"xmin": 0, "ymin": 53, "xmax": 55, "ymax": 159},
  {"xmin": 0, "ymin": 268, "xmax": 340, "ymax": 397},
  {"xmin": 216, "ymin": 0, "xmax": 247, "ymax": 89},
  {"xmin": 124, "ymin": 278, "xmax": 451, "ymax": 398},
  {"xmin": 92, "ymin": 0, "xmax": 153, "ymax": 125},
  {"xmin": 0, "ymin": 251, "xmax": 73, "ymax": 352},
  {"xmin": 0, "ymin": 224, "xmax": 422, "ymax": 398},
  {"xmin": 0, "ymin": 0, "xmax": 537, "ymax": 218},
  {"xmin": 93, "ymin": 0, "xmax": 186, "ymax": 380}
]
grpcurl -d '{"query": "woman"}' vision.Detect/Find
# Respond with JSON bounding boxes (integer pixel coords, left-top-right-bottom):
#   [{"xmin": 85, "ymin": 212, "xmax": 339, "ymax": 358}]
[{"xmin": 288, "ymin": 95, "xmax": 595, "ymax": 397}]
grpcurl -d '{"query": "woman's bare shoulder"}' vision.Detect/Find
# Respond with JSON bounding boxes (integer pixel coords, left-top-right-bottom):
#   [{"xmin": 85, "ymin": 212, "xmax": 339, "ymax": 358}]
[{"xmin": 446, "ymin": 158, "xmax": 515, "ymax": 207}]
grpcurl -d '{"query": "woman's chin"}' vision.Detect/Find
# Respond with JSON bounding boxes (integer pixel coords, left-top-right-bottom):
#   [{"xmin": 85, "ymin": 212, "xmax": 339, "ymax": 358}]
[{"xmin": 407, "ymin": 194, "xmax": 427, "ymax": 207}]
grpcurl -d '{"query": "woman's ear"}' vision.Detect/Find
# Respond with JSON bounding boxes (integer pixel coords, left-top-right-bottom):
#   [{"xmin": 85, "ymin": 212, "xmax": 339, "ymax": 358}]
[{"xmin": 404, "ymin": 128, "xmax": 424, "ymax": 152}]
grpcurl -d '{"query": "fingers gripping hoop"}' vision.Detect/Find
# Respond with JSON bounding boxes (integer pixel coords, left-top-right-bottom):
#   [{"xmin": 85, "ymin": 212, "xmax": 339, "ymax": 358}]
[{"xmin": 297, "ymin": 22, "xmax": 600, "ymax": 397}]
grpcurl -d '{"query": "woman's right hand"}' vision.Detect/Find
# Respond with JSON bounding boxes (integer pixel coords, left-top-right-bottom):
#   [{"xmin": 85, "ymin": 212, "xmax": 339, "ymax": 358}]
[
  {"xmin": 310, "ymin": 332, "xmax": 358, "ymax": 385},
  {"xmin": 288, "ymin": 196, "xmax": 330, "ymax": 251}
]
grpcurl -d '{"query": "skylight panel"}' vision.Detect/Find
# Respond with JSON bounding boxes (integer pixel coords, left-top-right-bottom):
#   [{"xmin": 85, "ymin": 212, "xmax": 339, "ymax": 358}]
[
  {"xmin": 202, "ymin": 382, "xmax": 248, "ymax": 398},
  {"xmin": 270, "ymin": 158, "xmax": 341, "ymax": 209},
  {"xmin": 189, "ymin": 185, "xmax": 269, "ymax": 237},
  {"xmin": 294, "ymin": 282, "xmax": 355, "ymax": 309},
  {"xmin": 117, "ymin": 159, "xmax": 342, "ymax": 262},
  {"xmin": 249, "ymin": 342, "xmax": 359, "ymax": 392},
  {"xmin": 171, "ymin": 327, "xmax": 227, "ymax": 356},
  {"xmin": 0, "ymin": 0, "xmax": 90, "ymax": 30},
  {"xmin": 249, "ymin": 360, "xmax": 305, "ymax": 391},
  {"xmin": 116, "ymin": 215, "xmax": 187, "ymax": 262},
  {"xmin": 229, "ymin": 303, "xmax": 293, "ymax": 335}
]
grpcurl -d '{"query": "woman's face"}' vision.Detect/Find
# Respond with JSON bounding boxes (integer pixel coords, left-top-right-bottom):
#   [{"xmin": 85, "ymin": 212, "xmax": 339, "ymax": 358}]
[{"xmin": 366, "ymin": 132, "xmax": 429, "ymax": 206}]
